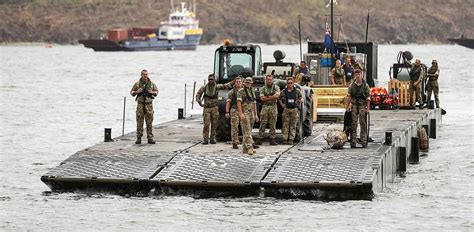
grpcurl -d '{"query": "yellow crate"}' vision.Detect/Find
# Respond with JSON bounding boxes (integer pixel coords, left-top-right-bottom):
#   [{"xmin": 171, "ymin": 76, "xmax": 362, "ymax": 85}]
[{"xmin": 388, "ymin": 80, "xmax": 410, "ymax": 106}]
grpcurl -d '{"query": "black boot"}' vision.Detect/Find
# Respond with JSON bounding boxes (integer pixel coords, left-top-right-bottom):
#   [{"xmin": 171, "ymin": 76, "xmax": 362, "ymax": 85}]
[
  {"xmin": 147, "ymin": 139, "xmax": 156, "ymax": 144},
  {"xmin": 232, "ymin": 143, "xmax": 238, "ymax": 149},
  {"xmin": 210, "ymin": 139, "xmax": 216, "ymax": 144},
  {"xmin": 202, "ymin": 140, "xmax": 209, "ymax": 145},
  {"xmin": 270, "ymin": 138, "xmax": 278, "ymax": 146},
  {"xmin": 135, "ymin": 138, "xmax": 141, "ymax": 144}
]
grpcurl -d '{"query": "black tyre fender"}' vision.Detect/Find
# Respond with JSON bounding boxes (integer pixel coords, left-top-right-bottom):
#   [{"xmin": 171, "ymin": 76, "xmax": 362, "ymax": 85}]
[
  {"xmin": 216, "ymin": 101, "xmax": 231, "ymax": 142},
  {"xmin": 303, "ymin": 88, "xmax": 314, "ymax": 136}
]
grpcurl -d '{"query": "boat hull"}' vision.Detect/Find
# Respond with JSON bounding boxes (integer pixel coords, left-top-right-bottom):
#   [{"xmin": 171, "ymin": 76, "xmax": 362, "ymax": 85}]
[
  {"xmin": 448, "ymin": 38, "xmax": 474, "ymax": 49},
  {"xmin": 79, "ymin": 34, "xmax": 201, "ymax": 51}
]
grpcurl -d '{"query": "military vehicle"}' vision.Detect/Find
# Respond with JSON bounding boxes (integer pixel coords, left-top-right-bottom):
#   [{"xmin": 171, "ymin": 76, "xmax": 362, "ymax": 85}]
[{"xmin": 211, "ymin": 42, "xmax": 314, "ymax": 142}]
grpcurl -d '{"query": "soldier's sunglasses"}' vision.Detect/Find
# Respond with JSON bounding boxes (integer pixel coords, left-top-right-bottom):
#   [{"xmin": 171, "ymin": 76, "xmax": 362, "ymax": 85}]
[{"xmin": 287, "ymin": 82, "xmax": 293, "ymax": 84}]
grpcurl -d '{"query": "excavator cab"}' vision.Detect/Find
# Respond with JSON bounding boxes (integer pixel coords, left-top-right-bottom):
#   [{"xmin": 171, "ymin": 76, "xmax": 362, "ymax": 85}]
[
  {"xmin": 212, "ymin": 42, "xmax": 313, "ymax": 142},
  {"xmin": 213, "ymin": 43, "xmax": 262, "ymax": 84}
]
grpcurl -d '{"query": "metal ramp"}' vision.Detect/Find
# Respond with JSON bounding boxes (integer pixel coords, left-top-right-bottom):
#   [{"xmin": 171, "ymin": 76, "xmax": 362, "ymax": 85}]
[
  {"xmin": 41, "ymin": 149, "xmax": 176, "ymax": 193},
  {"xmin": 151, "ymin": 152, "xmax": 278, "ymax": 196}
]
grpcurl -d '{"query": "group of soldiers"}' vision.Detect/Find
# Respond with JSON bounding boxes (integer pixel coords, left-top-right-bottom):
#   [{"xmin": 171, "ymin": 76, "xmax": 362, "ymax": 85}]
[
  {"xmin": 404, "ymin": 58, "xmax": 441, "ymax": 109},
  {"xmin": 196, "ymin": 74, "xmax": 302, "ymax": 155},
  {"xmin": 129, "ymin": 56, "xmax": 440, "ymax": 150}
]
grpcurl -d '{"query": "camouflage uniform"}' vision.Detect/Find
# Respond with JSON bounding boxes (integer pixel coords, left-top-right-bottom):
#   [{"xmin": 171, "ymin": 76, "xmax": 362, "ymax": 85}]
[
  {"xmin": 227, "ymin": 88, "xmax": 241, "ymax": 145},
  {"xmin": 406, "ymin": 61, "xmax": 424, "ymax": 106},
  {"xmin": 258, "ymin": 83, "xmax": 280, "ymax": 140},
  {"xmin": 240, "ymin": 87, "xmax": 257, "ymax": 154},
  {"xmin": 426, "ymin": 64, "xmax": 440, "ymax": 108},
  {"xmin": 331, "ymin": 67, "xmax": 346, "ymax": 85},
  {"xmin": 280, "ymin": 87, "xmax": 302, "ymax": 143},
  {"xmin": 131, "ymin": 79, "xmax": 158, "ymax": 141},
  {"xmin": 348, "ymin": 80, "xmax": 370, "ymax": 146},
  {"xmin": 196, "ymin": 82, "xmax": 233, "ymax": 142}
]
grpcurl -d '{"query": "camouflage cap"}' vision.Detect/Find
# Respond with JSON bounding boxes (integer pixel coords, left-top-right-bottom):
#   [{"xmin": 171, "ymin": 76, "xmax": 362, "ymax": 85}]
[{"xmin": 432, "ymin": 59, "xmax": 438, "ymax": 64}]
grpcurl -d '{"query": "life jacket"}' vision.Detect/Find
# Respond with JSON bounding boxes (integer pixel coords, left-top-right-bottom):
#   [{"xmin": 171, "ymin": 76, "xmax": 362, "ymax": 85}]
[
  {"xmin": 349, "ymin": 81, "xmax": 369, "ymax": 106},
  {"xmin": 284, "ymin": 87, "xmax": 298, "ymax": 109},
  {"xmin": 230, "ymin": 87, "xmax": 239, "ymax": 109},
  {"xmin": 135, "ymin": 79, "xmax": 155, "ymax": 101},
  {"xmin": 334, "ymin": 67, "xmax": 344, "ymax": 78},
  {"xmin": 299, "ymin": 66, "xmax": 308, "ymax": 75},
  {"xmin": 343, "ymin": 65, "xmax": 353, "ymax": 81},
  {"xmin": 262, "ymin": 83, "xmax": 276, "ymax": 96},
  {"xmin": 203, "ymin": 84, "xmax": 218, "ymax": 99},
  {"xmin": 243, "ymin": 86, "xmax": 256, "ymax": 103},
  {"xmin": 409, "ymin": 66, "xmax": 421, "ymax": 81},
  {"xmin": 427, "ymin": 66, "xmax": 438, "ymax": 80}
]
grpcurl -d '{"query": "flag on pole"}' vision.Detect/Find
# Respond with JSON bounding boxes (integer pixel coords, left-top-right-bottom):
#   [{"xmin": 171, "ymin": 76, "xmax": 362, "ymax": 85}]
[{"xmin": 323, "ymin": 21, "xmax": 339, "ymax": 61}]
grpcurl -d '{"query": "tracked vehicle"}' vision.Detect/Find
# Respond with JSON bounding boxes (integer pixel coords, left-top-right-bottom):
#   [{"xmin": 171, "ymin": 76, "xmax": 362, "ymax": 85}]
[{"xmin": 211, "ymin": 43, "xmax": 314, "ymax": 142}]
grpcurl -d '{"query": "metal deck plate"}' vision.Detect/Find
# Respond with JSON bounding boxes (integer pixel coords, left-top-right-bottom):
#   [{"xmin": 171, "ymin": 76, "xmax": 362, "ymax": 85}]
[
  {"xmin": 262, "ymin": 153, "xmax": 374, "ymax": 187},
  {"xmin": 43, "ymin": 149, "xmax": 175, "ymax": 181},
  {"xmin": 152, "ymin": 153, "xmax": 278, "ymax": 187}
]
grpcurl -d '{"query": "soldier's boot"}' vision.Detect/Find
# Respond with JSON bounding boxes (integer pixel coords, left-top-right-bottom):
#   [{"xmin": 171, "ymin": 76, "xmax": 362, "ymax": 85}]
[
  {"xmin": 270, "ymin": 138, "xmax": 278, "ymax": 146},
  {"xmin": 210, "ymin": 139, "xmax": 216, "ymax": 144},
  {"xmin": 147, "ymin": 139, "xmax": 156, "ymax": 144},
  {"xmin": 232, "ymin": 143, "xmax": 239, "ymax": 149},
  {"xmin": 202, "ymin": 140, "xmax": 209, "ymax": 145},
  {"xmin": 350, "ymin": 139, "xmax": 357, "ymax": 148},
  {"xmin": 254, "ymin": 138, "xmax": 262, "ymax": 146},
  {"xmin": 247, "ymin": 148, "xmax": 255, "ymax": 155},
  {"xmin": 135, "ymin": 138, "xmax": 141, "ymax": 144},
  {"xmin": 252, "ymin": 143, "xmax": 259, "ymax": 149},
  {"xmin": 362, "ymin": 143, "xmax": 368, "ymax": 148},
  {"xmin": 419, "ymin": 104, "xmax": 424, "ymax": 109}
]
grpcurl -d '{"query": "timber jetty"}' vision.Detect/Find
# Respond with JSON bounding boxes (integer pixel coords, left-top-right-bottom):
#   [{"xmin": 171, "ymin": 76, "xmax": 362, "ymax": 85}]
[{"xmin": 41, "ymin": 109, "xmax": 442, "ymax": 200}]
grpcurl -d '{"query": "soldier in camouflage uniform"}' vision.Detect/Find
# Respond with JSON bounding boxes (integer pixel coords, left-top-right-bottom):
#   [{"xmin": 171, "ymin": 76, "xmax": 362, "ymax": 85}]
[
  {"xmin": 255, "ymin": 74, "xmax": 280, "ymax": 145},
  {"xmin": 405, "ymin": 58, "xmax": 425, "ymax": 109},
  {"xmin": 225, "ymin": 76, "xmax": 243, "ymax": 149},
  {"xmin": 196, "ymin": 74, "xmax": 234, "ymax": 144},
  {"xmin": 279, "ymin": 77, "xmax": 303, "ymax": 145},
  {"xmin": 426, "ymin": 60, "xmax": 440, "ymax": 108},
  {"xmin": 330, "ymin": 59, "xmax": 346, "ymax": 85},
  {"xmin": 239, "ymin": 77, "xmax": 260, "ymax": 154},
  {"xmin": 346, "ymin": 69, "xmax": 370, "ymax": 148},
  {"xmin": 130, "ymin": 69, "xmax": 158, "ymax": 144}
]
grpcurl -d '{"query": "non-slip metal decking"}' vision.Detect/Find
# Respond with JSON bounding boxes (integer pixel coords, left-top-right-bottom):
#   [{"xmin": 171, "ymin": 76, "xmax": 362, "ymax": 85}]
[{"xmin": 41, "ymin": 109, "xmax": 442, "ymax": 200}]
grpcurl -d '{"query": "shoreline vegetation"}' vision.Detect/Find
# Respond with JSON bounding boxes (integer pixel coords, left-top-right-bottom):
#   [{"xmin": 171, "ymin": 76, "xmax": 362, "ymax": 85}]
[{"xmin": 1, "ymin": 0, "xmax": 472, "ymax": 45}]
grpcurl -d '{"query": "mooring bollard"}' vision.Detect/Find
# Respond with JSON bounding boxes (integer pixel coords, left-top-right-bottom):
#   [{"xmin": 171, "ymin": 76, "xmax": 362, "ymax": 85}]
[
  {"xmin": 104, "ymin": 128, "xmax": 112, "ymax": 142},
  {"xmin": 411, "ymin": 137, "xmax": 419, "ymax": 163},
  {"xmin": 398, "ymin": 147, "xmax": 407, "ymax": 172},
  {"xmin": 429, "ymin": 118, "xmax": 436, "ymax": 139},
  {"xmin": 428, "ymin": 100, "xmax": 435, "ymax": 109},
  {"xmin": 385, "ymin": 131, "xmax": 392, "ymax": 145},
  {"xmin": 178, "ymin": 108, "xmax": 184, "ymax": 119}
]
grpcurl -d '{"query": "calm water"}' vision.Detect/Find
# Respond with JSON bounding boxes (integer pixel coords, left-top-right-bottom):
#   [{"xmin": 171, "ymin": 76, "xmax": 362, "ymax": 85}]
[{"xmin": 0, "ymin": 44, "xmax": 473, "ymax": 231}]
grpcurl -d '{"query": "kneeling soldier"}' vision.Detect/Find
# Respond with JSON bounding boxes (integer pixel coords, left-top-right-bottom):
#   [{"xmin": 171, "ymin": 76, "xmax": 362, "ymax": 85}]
[{"xmin": 279, "ymin": 77, "xmax": 303, "ymax": 144}]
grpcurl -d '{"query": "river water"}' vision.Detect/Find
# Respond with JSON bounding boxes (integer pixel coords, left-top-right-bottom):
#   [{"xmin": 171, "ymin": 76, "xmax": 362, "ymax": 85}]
[{"xmin": 0, "ymin": 44, "xmax": 472, "ymax": 231}]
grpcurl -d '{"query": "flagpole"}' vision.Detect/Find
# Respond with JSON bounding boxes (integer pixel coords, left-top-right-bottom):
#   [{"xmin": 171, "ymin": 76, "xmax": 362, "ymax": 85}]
[{"xmin": 298, "ymin": 14, "xmax": 302, "ymax": 62}]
